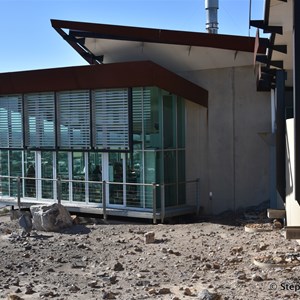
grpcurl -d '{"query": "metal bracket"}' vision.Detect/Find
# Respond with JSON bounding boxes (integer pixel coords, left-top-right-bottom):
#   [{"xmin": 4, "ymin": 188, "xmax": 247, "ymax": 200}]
[{"xmin": 250, "ymin": 20, "xmax": 283, "ymax": 35}]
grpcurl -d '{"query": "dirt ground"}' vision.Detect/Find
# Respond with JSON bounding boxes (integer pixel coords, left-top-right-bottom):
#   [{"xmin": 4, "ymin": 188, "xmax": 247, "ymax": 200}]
[{"xmin": 1, "ymin": 206, "xmax": 300, "ymax": 300}]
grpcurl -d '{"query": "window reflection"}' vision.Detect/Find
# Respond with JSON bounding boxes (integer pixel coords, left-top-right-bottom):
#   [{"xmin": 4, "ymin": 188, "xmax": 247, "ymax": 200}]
[
  {"xmin": 41, "ymin": 152, "xmax": 53, "ymax": 199},
  {"xmin": 24, "ymin": 151, "xmax": 35, "ymax": 198},
  {"xmin": 72, "ymin": 152, "xmax": 85, "ymax": 202},
  {"xmin": 88, "ymin": 153, "xmax": 102, "ymax": 203},
  {"xmin": 57, "ymin": 152, "xmax": 69, "ymax": 201},
  {"xmin": 109, "ymin": 153, "xmax": 124, "ymax": 205}
]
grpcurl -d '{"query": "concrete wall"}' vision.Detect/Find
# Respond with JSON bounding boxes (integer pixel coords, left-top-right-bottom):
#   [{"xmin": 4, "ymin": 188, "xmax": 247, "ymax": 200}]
[
  {"xmin": 185, "ymin": 66, "xmax": 271, "ymax": 214},
  {"xmin": 286, "ymin": 119, "xmax": 300, "ymax": 226}
]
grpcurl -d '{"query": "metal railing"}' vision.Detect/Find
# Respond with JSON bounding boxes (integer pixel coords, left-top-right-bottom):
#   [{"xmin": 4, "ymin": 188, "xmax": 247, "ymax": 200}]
[{"xmin": 0, "ymin": 175, "xmax": 200, "ymax": 223}]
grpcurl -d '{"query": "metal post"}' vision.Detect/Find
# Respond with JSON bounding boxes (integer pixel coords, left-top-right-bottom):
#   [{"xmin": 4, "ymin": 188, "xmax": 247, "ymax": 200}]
[
  {"xmin": 152, "ymin": 183, "xmax": 157, "ymax": 224},
  {"xmin": 161, "ymin": 184, "xmax": 165, "ymax": 224},
  {"xmin": 275, "ymin": 70, "xmax": 286, "ymax": 206},
  {"xmin": 196, "ymin": 178, "xmax": 200, "ymax": 215},
  {"xmin": 102, "ymin": 180, "xmax": 107, "ymax": 221},
  {"xmin": 294, "ymin": 0, "xmax": 300, "ymax": 200},
  {"xmin": 17, "ymin": 176, "xmax": 21, "ymax": 210},
  {"xmin": 57, "ymin": 176, "xmax": 61, "ymax": 205}
]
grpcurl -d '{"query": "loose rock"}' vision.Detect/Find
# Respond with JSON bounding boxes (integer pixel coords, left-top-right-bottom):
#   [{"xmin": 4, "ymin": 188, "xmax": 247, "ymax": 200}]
[
  {"xmin": 198, "ymin": 289, "xmax": 220, "ymax": 300},
  {"xmin": 144, "ymin": 231, "xmax": 155, "ymax": 244}
]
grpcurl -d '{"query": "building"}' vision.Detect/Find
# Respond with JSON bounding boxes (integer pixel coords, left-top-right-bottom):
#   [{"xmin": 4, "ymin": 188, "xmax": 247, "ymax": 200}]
[
  {"xmin": 0, "ymin": 17, "xmax": 270, "ymax": 221},
  {"xmin": 252, "ymin": 0, "xmax": 300, "ymax": 234}
]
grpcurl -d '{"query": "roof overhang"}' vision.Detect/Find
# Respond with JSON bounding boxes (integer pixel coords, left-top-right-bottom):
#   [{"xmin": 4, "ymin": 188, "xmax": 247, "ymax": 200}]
[
  {"xmin": 51, "ymin": 19, "xmax": 268, "ymax": 74},
  {"xmin": 0, "ymin": 60, "xmax": 208, "ymax": 107}
]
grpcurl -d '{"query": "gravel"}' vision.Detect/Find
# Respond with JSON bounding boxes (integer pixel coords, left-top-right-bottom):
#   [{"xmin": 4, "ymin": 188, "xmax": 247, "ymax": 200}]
[{"xmin": 1, "ymin": 208, "xmax": 300, "ymax": 300}]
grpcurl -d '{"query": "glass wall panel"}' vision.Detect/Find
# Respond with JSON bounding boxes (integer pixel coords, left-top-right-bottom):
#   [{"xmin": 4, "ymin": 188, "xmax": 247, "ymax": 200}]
[
  {"xmin": 57, "ymin": 152, "xmax": 69, "ymax": 201},
  {"xmin": 0, "ymin": 86, "xmax": 187, "ymax": 210},
  {"xmin": 144, "ymin": 151, "xmax": 160, "ymax": 208},
  {"xmin": 132, "ymin": 88, "xmax": 143, "ymax": 149},
  {"xmin": 0, "ymin": 150, "xmax": 9, "ymax": 195},
  {"xmin": 24, "ymin": 151, "xmax": 36, "ymax": 197},
  {"xmin": 25, "ymin": 93, "xmax": 55, "ymax": 148},
  {"xmin": 0, "ymin": 95, "xmax": 23, "ymax": 148},
  {"xmin": 132, "ymin": 87, "xmax": 162, "ymax": 150},
  {"xmin": 88, "ymin": 153, "xmax": 102, "ymax": 203},
  {"xmin": 177, "ymin": 97, "xmax": 185, "ymax": 148},
  {"xmin": 178, "ymin": 150, "xmax": 186, "ymax": 205},
  {"xmin": 144, "ymin": 88, "xmax": 161, "ymax": 149},
  {"xmin": 163, "ymin": 95, "xmax": 176, "ymax": 149},
  {"xmin": 126, "ymin": 152, "xmax": 140, "ymax": 207},
  {"xmin": 164, "ymin": 151, "xmax": 177, "ymax": 206},
  {"xmin": 58, "ymin": 90, "xmax": 90, "ymax": 149},
  {"xmin": 109, "ymin": 153, "xmax": 124, "ymax": 205},
  {"xmin": 93, "ymin": 89, "xmax": 129, "ymax": 150},
  {"xmin": 41, "ymin": 151, "xmax": 53, "ymax": 199},
  {"xmin": 72, "ymin": 152, "xmax": 85, "ymax": 202}
]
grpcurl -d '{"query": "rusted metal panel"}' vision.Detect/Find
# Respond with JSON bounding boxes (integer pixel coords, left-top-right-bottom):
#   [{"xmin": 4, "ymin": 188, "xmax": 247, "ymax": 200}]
[{"xmin": 0, "ymin": 61, "xmax": 208, "ymax": 107}]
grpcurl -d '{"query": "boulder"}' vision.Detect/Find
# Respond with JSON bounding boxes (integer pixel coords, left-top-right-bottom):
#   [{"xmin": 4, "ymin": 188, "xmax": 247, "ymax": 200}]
[{"xmin": 30, "ymin": 203, "xmax": 73, "ymax": 232}]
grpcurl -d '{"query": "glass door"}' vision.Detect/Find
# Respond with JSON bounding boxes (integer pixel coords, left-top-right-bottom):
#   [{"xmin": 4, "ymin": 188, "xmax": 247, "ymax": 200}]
[
  {"xmin": 41, "ymin": 151, "xmax": 54, "ymax": 199},
  {"xmin": 24, "ymin": 151, "xmax": 36, "ymax": 198},
  {"xmin": 108, "ymin": 153, "xmax": 125, "ymax": 207},
  {"xmin": 88, "ymin": 153, "xmax": 102, "ymax": 203},
  {"xmin": 57, "ymin": 152, "xmax": 70, "ymax": 201},
  {"xmin": 72, "ymin": 152, "xmax": 86, "ymax": 202}
]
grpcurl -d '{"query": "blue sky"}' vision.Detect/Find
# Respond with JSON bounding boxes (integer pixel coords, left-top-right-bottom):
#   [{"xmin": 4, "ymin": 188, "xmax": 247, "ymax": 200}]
[{"xmin": 0, "ymin": 0, "xmax": 266, "ymax": 72}]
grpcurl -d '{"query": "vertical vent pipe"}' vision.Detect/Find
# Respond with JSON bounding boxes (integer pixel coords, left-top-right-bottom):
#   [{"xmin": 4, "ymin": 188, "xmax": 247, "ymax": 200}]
[{"xmin": 205, "ymin": 0, "xmax": 219, "ymax": 34}]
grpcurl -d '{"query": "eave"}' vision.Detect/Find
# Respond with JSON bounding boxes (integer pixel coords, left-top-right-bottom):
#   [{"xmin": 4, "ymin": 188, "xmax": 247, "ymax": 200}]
[
  {"xmin": 51, "ymin": 19, "xmax": 268, "ymax": 73},
  {"xmin": 51, "ymin": 19, "xmax": 266, "ymax": 53},
  {"xmin": 0, "ymin": 61, "xmax": 208, "ymax": 107}
]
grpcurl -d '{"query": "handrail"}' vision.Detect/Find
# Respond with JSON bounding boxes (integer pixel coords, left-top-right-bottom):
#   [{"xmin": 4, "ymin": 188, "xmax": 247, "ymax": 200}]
[{"xmin": 0, "ymin": 175, "xmax": 200, "ymax": 224}]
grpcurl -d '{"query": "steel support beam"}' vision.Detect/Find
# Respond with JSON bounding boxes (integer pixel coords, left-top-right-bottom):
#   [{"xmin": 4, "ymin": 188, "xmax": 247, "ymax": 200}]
[
  {"xmin": 250, "ymin": 20, "xmax": 283, "ymax": 34},
  {"xmin": 294, "ymin": 0, "xmax": 300, "ymax": 201},
  {"xmin": 276, "ymin": 70, "xmax": 286, "ymax": 203}
]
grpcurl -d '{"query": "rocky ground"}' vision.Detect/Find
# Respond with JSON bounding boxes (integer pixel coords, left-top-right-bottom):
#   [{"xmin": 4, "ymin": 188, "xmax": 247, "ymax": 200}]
[{"xmin": 1, "ymin": 207, "xmax": 300, "ymax": 300}]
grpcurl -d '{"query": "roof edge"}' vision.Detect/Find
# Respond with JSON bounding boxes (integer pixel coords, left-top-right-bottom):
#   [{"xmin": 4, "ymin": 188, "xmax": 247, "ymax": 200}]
[
  {"xmin": 51, "ymin": 19, "xmax": 267, "ymax": 54},
  {"xmin": 0, "ymin": 61, "xmax": 208, "ymax": 107}
]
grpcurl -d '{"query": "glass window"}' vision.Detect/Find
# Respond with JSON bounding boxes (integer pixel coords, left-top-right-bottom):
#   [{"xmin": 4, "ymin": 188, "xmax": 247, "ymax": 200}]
[
  {"xmin": 144, "ymin": 151, "xmax": 161, "ymax": 208},
  {"xmin": 177, "ymin": 97, "xmax": 185, "ymax": 148},
  {"xmin": 164, "ymin": 151, "xmax": 177, "ymax": 206},
  {"xmin": 24, "ymin": 151, "xmax": 36, "ymax": 198},
  {"xmin": 25, "ymin": 92, "xmax": 55, "ymax": 148},
  {"xmin": 178, "ymin": 150, "xmax": 186, "ymax": 204},
  {"xmin": 9, "ymin": 151, "xmax": 23, "ymax": 197},
  {"xmin": 57, "ymin": 90, "xmax": 90, "ymax": 149},
  {"xmin": 132, "ymin": 88, "xmax": 144, "ymax": 149},
  {"xmin": 0, "ymin": 95, "xmax": 23, "ymax": 148},
  {"xmin": 144, "ymin": 88, "xmax": 161, "ymax": 149},
  {"xmin": 126, "ymin": 152, "xmax": 141, "ymax": 207},
  {"xmin": 57, "ymin": 152, "xmax": 70, "ymax": 201},
  {"xmin": 93, "ymin": 88, "xmax": 129, "ymax": 150},
  {"xmin": 0, "ymin": 150, "xmax": 9, "ymax": 196},
  {"xmin": 132, "ymin": 87, "xmax": 162, "ymax": 150},
  {"xmin": 163, "ymin": 95, "xmax": 176, "ymax": 149},
  {"xmin": 41, "ymin": 151, "xmax": 54, "ymax": 199}
]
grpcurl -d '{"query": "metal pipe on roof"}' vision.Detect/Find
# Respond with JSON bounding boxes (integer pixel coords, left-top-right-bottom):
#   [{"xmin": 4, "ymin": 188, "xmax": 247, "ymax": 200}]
[{"xmin": 205, "ymin": 0, "xmax": 219, "ymax": 34}]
